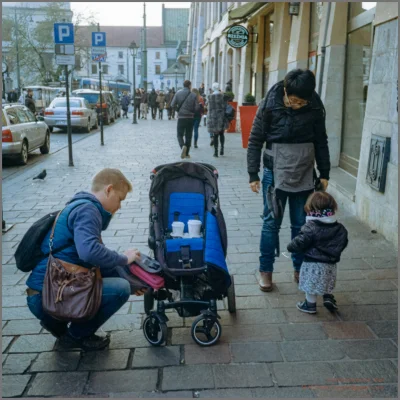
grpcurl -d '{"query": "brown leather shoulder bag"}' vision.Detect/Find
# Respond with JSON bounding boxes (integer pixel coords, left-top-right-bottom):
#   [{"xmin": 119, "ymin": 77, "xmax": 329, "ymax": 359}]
[{"xmin": 42, "ymin": 209, "xmax": 102, "ymax": 323}]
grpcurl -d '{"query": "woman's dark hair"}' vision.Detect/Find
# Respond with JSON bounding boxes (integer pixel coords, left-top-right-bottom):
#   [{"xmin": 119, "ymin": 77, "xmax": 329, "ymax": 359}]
[
  {"xmin": 284, "ymin": 69, "xmax": 316, "ymax": 100},
  {"xmin": 183, "ymin": 80, "xmax": 191, "ymax": 88},
  {"xmin": 305, "ymin": 192, "xmax": 338, "ymax": 214}
]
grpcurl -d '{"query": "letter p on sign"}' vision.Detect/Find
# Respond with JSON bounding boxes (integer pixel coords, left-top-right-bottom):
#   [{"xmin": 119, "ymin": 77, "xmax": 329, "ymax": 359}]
[
  {"xmin": 54, "ymin": 23, "xmax": 74, "ymax": 44},
  {"xmin": 92, "ymin": 32, "xmax": 106, "ymax": 47}
]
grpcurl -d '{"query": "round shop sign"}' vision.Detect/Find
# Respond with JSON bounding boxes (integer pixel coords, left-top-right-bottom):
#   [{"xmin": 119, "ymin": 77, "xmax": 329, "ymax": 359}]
[{"xmin": 227, "ymin": 25, "xmax": 249, "ymax": 48}]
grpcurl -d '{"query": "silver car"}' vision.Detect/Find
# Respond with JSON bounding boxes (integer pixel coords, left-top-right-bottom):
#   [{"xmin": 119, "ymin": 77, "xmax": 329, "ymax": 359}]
[
  {"xmin": 2, "ymin": 104, "xmax": 50, "ymax": 165},
  {"xmin": 44, "ymin": 97, "xmax": 98, "ymax": 133}
]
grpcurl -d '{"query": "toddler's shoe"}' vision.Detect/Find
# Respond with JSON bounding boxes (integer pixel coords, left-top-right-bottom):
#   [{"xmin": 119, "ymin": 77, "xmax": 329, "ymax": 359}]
[
  {"xmin": 296, "ymin": 299, "xmax": 317, "ymax": 314},
  {"xmin": 323, "ymin": 294, "xmax": 338, "ymax": 312}
]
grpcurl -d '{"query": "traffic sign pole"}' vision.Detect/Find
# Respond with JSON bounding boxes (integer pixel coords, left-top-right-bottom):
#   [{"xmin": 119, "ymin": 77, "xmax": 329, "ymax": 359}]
[
  {"xmin": 54, "ymin": 22, "xmax": 75, "ymax": 166},
  {"xmin": 65, "ymin": 65, "xmax": 74, "ymax": 166}
]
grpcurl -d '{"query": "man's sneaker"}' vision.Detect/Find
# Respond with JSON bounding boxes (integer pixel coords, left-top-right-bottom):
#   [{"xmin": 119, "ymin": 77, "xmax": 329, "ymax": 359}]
[
  {"xmin": 181, "ymin": 145, "xmax": 187, "ymax": 159},
  {"xmin": 323, "ymin": 294, "xmax": 338, "ymax": 312},
  {"xmin": 40, "ymin": 321, "xmax": 68, "ymax": 339},
  {"xmin": 185, "ymin": 155, "xmax": 191, "ymax": 159},
  {"xmin": 296, "ymin": 300, "xmax": 317, "ymax": 314},
  {"xmin": 59, "ymin": 332, "xmax": 110, "ymax": 351}
]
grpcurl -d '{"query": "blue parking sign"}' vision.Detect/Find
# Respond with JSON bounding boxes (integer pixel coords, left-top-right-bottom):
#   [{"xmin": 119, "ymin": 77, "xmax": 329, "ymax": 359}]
[
  {"xmin": 54, "ymin": 23, "xmax": 74, "ymax": 44},
  {"xmin": 92, "ymin": 32, "xmax": 106, "ymax": 47}
]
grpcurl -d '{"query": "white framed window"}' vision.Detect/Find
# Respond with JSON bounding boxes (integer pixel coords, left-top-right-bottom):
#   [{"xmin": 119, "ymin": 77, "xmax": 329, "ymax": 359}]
[
  {"xmin": 118, "ymin": 65, "xmax": 124, "ymax": 75},
  {"xmin": 91, "ymin": 64, "xmax": 97, "ymax": 74}
]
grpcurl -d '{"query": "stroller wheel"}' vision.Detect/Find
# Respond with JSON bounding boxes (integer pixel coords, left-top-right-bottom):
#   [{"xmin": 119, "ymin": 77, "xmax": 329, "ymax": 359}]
[
  {"xmin": 227, "ymin": 275, "xmax": 236, "ymax": 314},
  {"xmin": 144, "ymin": 288, "xmax": 154, "ymax": 315},
  {"xmin": 191, "ymin": 315, "xmax": 222, "ymax": 346},
  {"xmin": 143, "ymin": 315, "xmax": 167, "ymax": 346}
]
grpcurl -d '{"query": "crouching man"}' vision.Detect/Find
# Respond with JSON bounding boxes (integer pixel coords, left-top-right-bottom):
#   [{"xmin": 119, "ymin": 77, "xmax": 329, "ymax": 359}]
[{"xmin": 26, "ymin": 168, "xmax": 145, "ymax": 351}]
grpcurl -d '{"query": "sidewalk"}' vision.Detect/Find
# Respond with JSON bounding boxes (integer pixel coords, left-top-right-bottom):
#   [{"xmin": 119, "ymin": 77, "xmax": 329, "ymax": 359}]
[{"xmin": 2, "ymin": 117, "xmax": 398, "ymax": 398}]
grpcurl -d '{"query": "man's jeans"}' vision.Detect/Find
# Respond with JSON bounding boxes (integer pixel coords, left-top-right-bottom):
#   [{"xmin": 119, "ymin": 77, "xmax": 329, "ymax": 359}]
[
  {"xmin": 27, "ymin": 275, "xmax": 130, "ymax": 339},
  {"xmin": 177, "ymin": 118, "xmax": 194, "ymax": 155},
  {"xmin": 260, "ymin": 168, "xmax": 309, "ymax": 273}
]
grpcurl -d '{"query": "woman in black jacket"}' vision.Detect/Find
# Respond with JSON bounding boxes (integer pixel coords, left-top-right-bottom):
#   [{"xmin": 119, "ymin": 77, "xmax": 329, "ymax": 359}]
[{"xmin": 287, "ymin": 192, "xmax": 348, "ymax": 314}]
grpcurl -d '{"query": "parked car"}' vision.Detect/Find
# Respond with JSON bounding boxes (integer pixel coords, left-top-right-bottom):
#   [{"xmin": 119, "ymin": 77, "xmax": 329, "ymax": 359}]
[
  {"xmin": 44, "ymin": 97, "xmax": 98, "ymax": 133},
  {"xmin": 105, "ymin": 91, "xmax": 121, "ymax": 120},
  {"xmin": 2, "ymin": 104, "xmax": 50, "ymax": 165},
  {"xmin": 72, "ymin": 89, "xmax": 116, "ymax": 125}
]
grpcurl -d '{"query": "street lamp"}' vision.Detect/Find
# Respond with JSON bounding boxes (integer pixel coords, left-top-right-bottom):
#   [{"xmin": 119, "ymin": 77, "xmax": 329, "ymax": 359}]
[
  {"xmin": 129, "ymin": 40, "xmax": 138, "ymax": 124},
  {"xmin": 174, "ymin": 65, "xmax": 178, "ymax": 90}
]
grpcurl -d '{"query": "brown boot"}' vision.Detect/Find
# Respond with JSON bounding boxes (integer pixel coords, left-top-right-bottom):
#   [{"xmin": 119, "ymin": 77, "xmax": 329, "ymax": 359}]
[
  {"xmin": 259, "ymin": 272, "xmax": 273, "ymax": 292},
  {"xmin": 294, "ymin": 270, "xmax": 300, "ymax": 284}
]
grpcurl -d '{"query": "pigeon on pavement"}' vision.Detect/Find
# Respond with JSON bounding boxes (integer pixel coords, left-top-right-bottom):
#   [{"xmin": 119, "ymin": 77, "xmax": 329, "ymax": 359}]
[{"xmin": 33, "ymin": 169, "xmax": 47, "ymax": 180}]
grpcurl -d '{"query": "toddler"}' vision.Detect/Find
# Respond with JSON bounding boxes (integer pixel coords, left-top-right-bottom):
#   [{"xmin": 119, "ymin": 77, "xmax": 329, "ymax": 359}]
[{"xmin": 287, "ymin": 192, "xmax": 348, "ymax": 313}]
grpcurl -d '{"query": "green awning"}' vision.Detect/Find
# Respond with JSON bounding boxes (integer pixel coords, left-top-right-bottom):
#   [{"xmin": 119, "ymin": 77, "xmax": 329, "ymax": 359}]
[{"xmin": 229, "ymin": 2, "xmax": 266, "ymax": 20}]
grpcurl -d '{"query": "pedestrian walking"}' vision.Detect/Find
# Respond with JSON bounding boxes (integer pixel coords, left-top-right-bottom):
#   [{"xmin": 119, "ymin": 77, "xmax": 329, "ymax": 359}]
[
  {"xmin": 156, "ymin": 91, "xmax": 166, "ymax": 120},
  {"xmin": 247, "ymin": 68, "xmax": 330, "ymax": 292},
  {"xmin": 165, "ymin": 89, "xmax": 175, "ymax": 120},
  {"xmin": 170, "ymin": 80, "xmax": 199, "ymax": 159},
  {"xmin": 192, "ymin": 88, "xmax": 204, "ymax": 148},
  {"xmin": 25, "ymin": 89, "xmax": 36, "ymax": 114},
  {"xmin": 7, "ymin": 89, "xmax": 18, "ymax": 103},
  {"xmin": 149, "ymin": 89, "xmax": 158, "ymax": 120},
  {"xmin": 199, "ymin": 83, "xmax": 205, "ymax": 96},
  {"xmin": 140, "ymin": 89, "xmax": 148, "ymax": 120},
  {"xmin": 207, "ymin": 82, "xmax": 228, "ymax": 157},
  {"xmin": 287, "ymin": 192, "xmax": 348, "ymax": 314},
  {"xmin": 170, "ymin": 88, "xmax": 176, "ymax": 119},
  {"xmin": 134, "ymin": 89, "xmax": 142, "ymax": 120},
  {"xmin": 121, "ymin": 92, "xmax": 130, "ymax": 119},
  {"xmin": 202, "ymin": 94, "xmax": 208, "ymax": 127},
  {"xmin": 25, "ymin": 169, "xmax": 146, "ymax": 351}
]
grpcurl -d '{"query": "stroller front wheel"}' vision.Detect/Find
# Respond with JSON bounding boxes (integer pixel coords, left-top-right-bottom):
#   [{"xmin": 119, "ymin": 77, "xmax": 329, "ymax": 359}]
[
  {"xmin": 143, "ymin": 315, "xmax": 167, "ymax": 346},
  {"xmin": 191, "ymin": 315, "xmax": 222, "ymax": 346}
]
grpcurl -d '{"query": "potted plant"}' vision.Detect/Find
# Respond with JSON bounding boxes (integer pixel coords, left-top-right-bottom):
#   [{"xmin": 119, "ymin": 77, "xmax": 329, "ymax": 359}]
[
  {"xmin": 239, "ymin": 93, "xmax": 258, "ymax": 148},
  {"xmin": 224, "ymin": 92, "xmax": 237, "ymax": 133}
]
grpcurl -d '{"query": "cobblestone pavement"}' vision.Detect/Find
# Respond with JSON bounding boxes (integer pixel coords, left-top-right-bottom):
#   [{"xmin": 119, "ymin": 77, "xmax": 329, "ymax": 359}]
[{"xmin": 2, "ymin": 117, "xmax": 398, "ymax": 398}]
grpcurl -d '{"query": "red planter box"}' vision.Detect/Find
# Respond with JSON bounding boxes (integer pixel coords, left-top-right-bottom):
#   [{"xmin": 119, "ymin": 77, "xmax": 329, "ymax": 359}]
[
  {"xmin": 227, "ymin": 101, "xmax": 237, "ymax": 133},
  {"xmin": 239, "ymin": 105, "xmax": 258, "ymax": 148}
]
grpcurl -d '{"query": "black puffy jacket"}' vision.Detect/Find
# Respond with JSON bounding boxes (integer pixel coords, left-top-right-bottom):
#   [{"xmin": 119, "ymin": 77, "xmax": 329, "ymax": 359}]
[
  {"xmin": 247, "ymin": 81, "xmax": 330, "ymax": 183},
  {"xmin": 287, "ymin": 219, "xmax": 348, "ymax": 264}
]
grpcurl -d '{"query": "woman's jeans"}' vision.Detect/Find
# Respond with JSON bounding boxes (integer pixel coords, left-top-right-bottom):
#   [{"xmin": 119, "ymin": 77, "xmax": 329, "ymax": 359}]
[
  {"xmin": 27, "ymin": 274, "xmax": 130, "ymax": 339},
  {"xmin": 260, "ymin": 168, "xmax": 309, "ymax": 273},
  {"xmin": 193, "ymin": 118, "xmax": 201, "ymax": 143}
]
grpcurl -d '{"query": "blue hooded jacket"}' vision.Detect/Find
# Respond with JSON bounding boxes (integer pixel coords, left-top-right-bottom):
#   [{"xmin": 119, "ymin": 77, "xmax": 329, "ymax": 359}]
[{"xmin": 26, "ymin": 192, "xmax": 128, "ymax": 292}]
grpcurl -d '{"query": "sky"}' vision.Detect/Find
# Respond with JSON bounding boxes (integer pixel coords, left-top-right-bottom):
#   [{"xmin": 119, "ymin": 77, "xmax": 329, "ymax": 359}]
[{"xmin": 71, "ymin": 2, "xmax": 190, "ymax": 26}]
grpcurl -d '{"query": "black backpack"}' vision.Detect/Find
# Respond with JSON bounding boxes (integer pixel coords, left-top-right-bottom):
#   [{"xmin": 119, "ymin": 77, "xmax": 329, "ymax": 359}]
[
  {"xmin": 225, "ymin": 104, "xmax": 235, "ymax": 122},
  {"xmin": 14, "ymin": 199, "xmax": 90, "ymax": 272},
  {"xmin": 15, "ymin": 211, "xmax": 62, "ymax": 272}
]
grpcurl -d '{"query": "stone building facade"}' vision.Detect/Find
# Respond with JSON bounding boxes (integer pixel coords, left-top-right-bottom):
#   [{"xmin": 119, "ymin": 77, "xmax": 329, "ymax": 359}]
[{"xmin": 186, "ymin": 2, "xmax": 398, "ymax": 248}]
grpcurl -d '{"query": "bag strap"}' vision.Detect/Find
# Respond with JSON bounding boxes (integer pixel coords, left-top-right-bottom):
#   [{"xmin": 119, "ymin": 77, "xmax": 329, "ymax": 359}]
[
  {"xmin": 49, "ymin": 210, "xmax": 63, "ymax": 254},
  {"xmin": 48, "ymin": 199, "xmax": 93, "ymax": 254},
  {"xmin": 178, "ymin": 91, "xmax": 191, "ymax": 110}
]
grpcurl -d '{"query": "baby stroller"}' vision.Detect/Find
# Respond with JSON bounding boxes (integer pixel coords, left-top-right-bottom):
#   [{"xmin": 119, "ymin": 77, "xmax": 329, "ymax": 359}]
[{"xmin": 143, "ymin": 162, "xmax": 236, "ymax": 346}]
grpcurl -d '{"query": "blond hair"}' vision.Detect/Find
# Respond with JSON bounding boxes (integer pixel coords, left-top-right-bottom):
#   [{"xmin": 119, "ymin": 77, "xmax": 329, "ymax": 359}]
[
  {"xmin": 192, "ymin": 88, "xmax": 200, "ymax": 100},
  {"xmin": 91, "ymin": 168, "xmax": 132, "ymax": 193}
]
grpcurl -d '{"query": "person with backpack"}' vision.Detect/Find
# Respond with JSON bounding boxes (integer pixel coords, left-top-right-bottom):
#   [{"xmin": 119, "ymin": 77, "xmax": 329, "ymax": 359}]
[
  {"xmin": 207, "ymin": 82, "xmax": 228, "ymax": 157},
  {"xmin": 21, "ymin": 169, "xmax": 146, "ymax": 351},
  {"xmin": 170, "ymin": 80, "xmax": 199, "ymax": 159},
  {"xmin": 156, "ymin": 91, "xmax": 166, "ymax": 119},
  {"xmin": 247, "ymin": 69, "xmax": 330, "ymax": 292}
]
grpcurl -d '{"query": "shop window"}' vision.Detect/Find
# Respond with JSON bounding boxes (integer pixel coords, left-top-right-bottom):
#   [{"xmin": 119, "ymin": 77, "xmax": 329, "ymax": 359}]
[{"xmin": 340, "ymin": 23, "xmax": 373, "ymax": 176}]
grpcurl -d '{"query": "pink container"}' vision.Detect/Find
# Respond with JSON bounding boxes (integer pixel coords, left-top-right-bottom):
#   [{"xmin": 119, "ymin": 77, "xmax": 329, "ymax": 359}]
[{"xmin": 129, "ymin": 263, "xmax": 165, "ymax": 289}]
